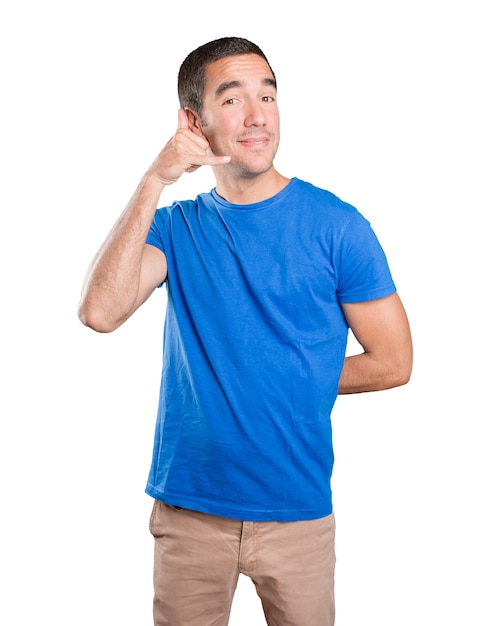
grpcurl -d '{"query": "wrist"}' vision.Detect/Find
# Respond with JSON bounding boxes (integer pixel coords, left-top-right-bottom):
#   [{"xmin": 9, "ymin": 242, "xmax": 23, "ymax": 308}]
[{"xmin": 142, "ymin": 169, "xmax": 168, "ymax": 192}]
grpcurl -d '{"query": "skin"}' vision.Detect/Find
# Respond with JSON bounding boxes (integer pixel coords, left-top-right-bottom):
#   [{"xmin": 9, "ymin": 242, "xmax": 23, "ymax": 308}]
[{"xmin": 78, "ymin": 53, "xmax": 412, "ymax": 393}]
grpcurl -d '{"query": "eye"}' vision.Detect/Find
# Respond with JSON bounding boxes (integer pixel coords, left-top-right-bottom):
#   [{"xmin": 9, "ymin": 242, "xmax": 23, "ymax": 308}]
[
  {"xmin": 223, "ymin": 98, "xmax": 237, "ymax": 105},
  {"xmin": 261, "ymin": 95, "xmax": 275, "ymax": 103}
]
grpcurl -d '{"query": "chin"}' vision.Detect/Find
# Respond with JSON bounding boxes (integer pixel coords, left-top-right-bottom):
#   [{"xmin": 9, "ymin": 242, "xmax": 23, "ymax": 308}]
[{"xmin": 232, "ymin": 156, "xmax": 275, "ymax": 178}]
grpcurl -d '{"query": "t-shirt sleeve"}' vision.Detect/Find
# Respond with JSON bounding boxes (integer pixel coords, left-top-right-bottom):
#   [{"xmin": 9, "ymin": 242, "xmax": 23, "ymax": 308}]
[
  {"xmin": 145, "ymin": 207, "xmax": 172, "ymax": 288},
  {"xmin": 336, "ymin": 211, "xmax": 396, "ymax": 303},
  {"xmin": 146, "ymin": 207, "xmax": 170, "ymax": 253}
]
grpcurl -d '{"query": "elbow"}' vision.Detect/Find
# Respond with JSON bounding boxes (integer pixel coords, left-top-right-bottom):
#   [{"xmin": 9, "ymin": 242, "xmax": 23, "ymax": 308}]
[
  {"xmin": 389, "ymin": 352, "xmax": 413, "ymax": 389},
  {"xmin": 393, "ymin": 368, "xmax": 412, "ymax": 389},
  {"xmin": 77, "ymin": 301, "xmax": 120, "ymax": 334}
]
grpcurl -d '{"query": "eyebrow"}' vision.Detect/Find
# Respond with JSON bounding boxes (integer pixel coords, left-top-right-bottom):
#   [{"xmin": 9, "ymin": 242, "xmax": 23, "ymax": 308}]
[{"xmin": 215, "ymin": 77, "xmax": 276, "ymax": 97}]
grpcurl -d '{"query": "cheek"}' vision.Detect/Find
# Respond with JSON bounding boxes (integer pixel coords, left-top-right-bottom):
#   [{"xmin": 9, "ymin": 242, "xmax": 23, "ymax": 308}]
[
  {"xmin": 268, "ymin": 110, "xmax": 280, "ymax": 130},
  {"xmin": 216, "ymin": 115, "xmax": 239, "ymax": 136},
  {"xmin": 205, "ymin": 119, "xmax": 238, "ymax": 146}
]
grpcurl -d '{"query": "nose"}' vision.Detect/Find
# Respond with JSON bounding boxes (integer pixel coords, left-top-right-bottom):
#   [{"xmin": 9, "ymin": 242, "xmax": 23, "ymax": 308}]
[{"xmin": 244, "ymin": 100, "xmax": 266, "ymax": 127}]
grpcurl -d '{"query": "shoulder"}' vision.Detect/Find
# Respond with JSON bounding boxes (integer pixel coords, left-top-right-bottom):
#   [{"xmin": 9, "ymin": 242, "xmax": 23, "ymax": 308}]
[
  {"xmin": 291, "ymin": 178, "xmax": 361, "ymax": 217},
  {"xmin": 152, "ymin": 195, "xmax": 208, "ymax": 228},
  {"xmin": 287, "ymin": 179, "xmax": 372, "ymax": 240}
]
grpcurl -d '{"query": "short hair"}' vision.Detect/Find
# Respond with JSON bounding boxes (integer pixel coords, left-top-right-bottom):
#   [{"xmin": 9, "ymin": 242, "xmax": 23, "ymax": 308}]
[{"xmin": 177, "ymin": 37, "xmax": 276, "ymax": 117}]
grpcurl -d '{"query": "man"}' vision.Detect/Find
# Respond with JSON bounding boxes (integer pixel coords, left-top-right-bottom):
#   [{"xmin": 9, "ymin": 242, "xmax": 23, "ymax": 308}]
[{"xmin": 78, "ymin": 37, "xmax": 412, "ymax": 626}]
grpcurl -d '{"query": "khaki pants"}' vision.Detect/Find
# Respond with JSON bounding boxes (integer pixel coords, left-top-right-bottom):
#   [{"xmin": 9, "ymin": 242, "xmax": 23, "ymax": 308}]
[{"xmin": 149, "ymin": 500, "xmax": 336, "ymax": 625}]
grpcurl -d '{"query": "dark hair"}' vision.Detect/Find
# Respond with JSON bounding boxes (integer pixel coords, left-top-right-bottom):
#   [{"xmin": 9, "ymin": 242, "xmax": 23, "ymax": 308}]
[{"xmin": 177, "ymin": 37, "xmax": 276, "ymax": 117}]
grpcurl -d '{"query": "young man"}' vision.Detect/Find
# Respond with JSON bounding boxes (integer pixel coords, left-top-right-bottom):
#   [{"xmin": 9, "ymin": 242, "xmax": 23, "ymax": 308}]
[{"xmin": 78, "ymin": 37, "xmax": 412, "ymax": 626}]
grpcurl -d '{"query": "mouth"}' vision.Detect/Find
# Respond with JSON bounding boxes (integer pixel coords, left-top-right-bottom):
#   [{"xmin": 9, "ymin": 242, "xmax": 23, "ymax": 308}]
[{"xmin": 237, "ymin": 136, "xmax": 270, "ymax": 148}]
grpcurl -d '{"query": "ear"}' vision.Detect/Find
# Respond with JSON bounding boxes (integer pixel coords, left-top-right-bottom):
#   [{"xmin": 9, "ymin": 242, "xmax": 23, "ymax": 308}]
[{"xmin": 185, "ymin": 108, "xmax": 205, "ymax": 137}]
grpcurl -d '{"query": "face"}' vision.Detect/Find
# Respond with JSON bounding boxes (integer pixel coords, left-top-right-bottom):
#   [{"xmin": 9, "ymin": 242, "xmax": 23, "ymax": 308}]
[{"xmin": 192, "ymin": 54, "xmax": 280, "ymax": 179}]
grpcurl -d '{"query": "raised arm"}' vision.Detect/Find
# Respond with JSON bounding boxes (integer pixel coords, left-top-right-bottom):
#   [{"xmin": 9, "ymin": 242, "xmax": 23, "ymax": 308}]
[
  {"xmin": 338, "ymin": 292, "xmax": 413, "ymax": 394},
  {"xmin": 78, "ymin": 110, "xmax": 230, "ymax": 333}
]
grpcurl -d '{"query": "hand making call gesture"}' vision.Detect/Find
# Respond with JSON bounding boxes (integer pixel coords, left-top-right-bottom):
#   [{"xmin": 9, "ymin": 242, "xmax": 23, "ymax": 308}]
[
  {"xmin": 78, "ymin": 110, "xmax": 231, "ymax": 332},
  {"xmin": 149, "ymin": 109, "xmax": 231, "ymax": 186}
]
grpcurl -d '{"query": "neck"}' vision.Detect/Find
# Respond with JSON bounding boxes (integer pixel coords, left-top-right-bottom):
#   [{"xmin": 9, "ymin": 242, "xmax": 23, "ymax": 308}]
[{"xmin": 213, "ymin": 167, "xmax": 290, "ymax": 205}]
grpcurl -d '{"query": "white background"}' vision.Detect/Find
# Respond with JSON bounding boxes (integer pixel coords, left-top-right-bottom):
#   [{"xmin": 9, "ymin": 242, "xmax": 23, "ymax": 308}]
[{"xmin": 1, "ymin": 1, "xmax": 484, "ymax": 624}]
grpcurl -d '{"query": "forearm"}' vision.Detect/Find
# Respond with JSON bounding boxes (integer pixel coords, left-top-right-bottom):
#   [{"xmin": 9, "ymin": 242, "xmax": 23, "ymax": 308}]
[
  {"xmin": 338, "ymin": 350, "xmax": 411, "ymax": 395},
  {"xmin": 78, "ymin": 172, "xmax": 165, "ymax": 332}
]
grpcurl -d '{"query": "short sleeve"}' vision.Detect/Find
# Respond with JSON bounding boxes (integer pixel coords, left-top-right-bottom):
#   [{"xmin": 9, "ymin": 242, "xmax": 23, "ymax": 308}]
[{"xmin": 336, "ymin": 212, "xmax": 396, "ymax": 303}]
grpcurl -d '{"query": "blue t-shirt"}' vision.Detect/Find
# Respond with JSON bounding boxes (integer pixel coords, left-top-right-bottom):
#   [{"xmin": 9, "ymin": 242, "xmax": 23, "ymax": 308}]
[{"xmin": 145, "ymin": 178, "xmax": 395, "ymax": 521}]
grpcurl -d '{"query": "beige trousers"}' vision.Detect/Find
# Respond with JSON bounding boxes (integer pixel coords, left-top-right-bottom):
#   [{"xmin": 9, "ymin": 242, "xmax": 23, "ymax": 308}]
[{"xmin": 149, "ymin": 500, "xmax": 336, "ymax": 626}]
